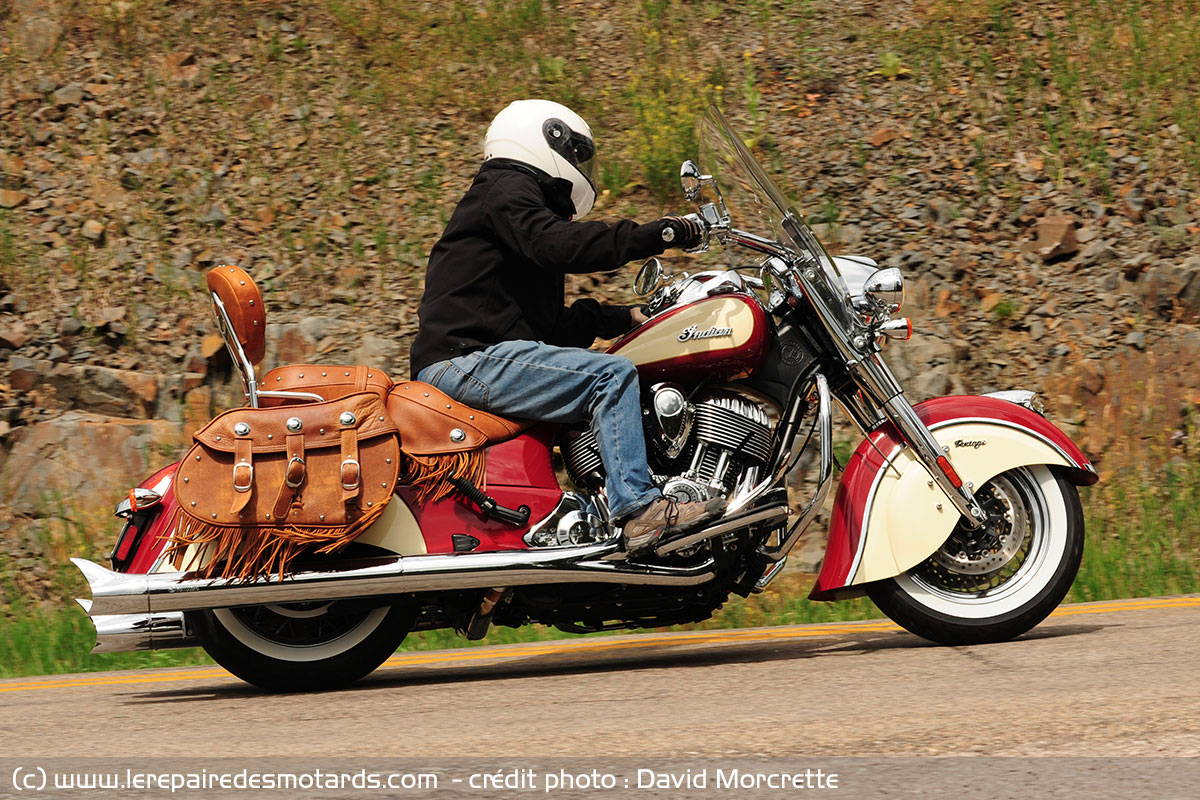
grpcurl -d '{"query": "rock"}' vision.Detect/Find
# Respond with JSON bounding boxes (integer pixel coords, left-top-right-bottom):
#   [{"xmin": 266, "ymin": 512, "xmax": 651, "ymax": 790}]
[
  {"xmin": 1179, "ymin": 256, "xmax": 1200, "ymax": 320},
  {"xmin": 0, "ymin": 412, "xmax": 183, "ymax": 519},
  {"xmin": 163, "ymin": 50, "xmax": 200, "ymax": 83},
  {"xmin": 1124, "ymin": 331, "xmax": 1146, "ymax": 350},
  {"xmin": 1140, "ymin": 258, "xmax": 1200, "ymax": 322},
  {"xmin": 1034, "ymin": 215, "xmax": 1078, "ymax": 261},
  {"xmin": 1121, "ymin": 188, "xmax": 1146, "ymax": 221},
  {"xmin": 927, "ymin": 198, "xmax": 956, "ymax": 225},
  {"xmin": 1078, "ymin": 240, "xmax": 1118, "ymax": 267},
  {"xmin": 0, "ymin": 189, "xmax": 28, "ymax": 208},
  {"xmin": 44, "ymin": 365, "xmax": 159, "ymax": 417},
  {"xmin": 171, "ymin": 248, "xmax": 194, "ymax": 269},
  {"xmin": 18, "ymin": 16, "xmax": 62, "ymax": 59},
  {"xmin": 182, "ymin": 386, "xmax": 213, "ymax": 432},
  {"xmin": 201, "ymin": 205, "xmax": 228, "ymax": 225},
  {"xmin": 200, "ymin": 333, "xmax": 225, "ymax": 359},
  {"xmin": 353, "ymin": 334, "xmax": 401, "ymax": 375},
  {"xmin": 52, "ymin": 82, "xmax": 84, "ymax": 106},
  {"xmin": 0, "ymin": 322, "xmax": 29, "ymax": 349},
  {"xmin": 870, "ymin": 128, "xmax": 900, "ymax": 148},
  {"xmin": 128, "ymin": 147, "xmax": 169, "ymax": 166},
  {"xmin": 59, "ymin": 317, "xmax": 84, "ymax": 337},
  {"xmin": 912, "ymin": 368, "xmax": 951, "ymax": 400},
  {"xmin": 81, "ymin": 219, "xmax": 105, "ymax": 240},
  {"xmin": 7, "ymin": 356, "xmax": 48, "ymax": 390}
]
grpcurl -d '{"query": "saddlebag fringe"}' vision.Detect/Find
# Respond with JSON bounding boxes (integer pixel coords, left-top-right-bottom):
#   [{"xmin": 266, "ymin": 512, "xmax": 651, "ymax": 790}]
[
  {"xmin": 399, "ymin": 449, "xmax": 487, "ymax": 505},
  {"xmin": 165, "ymin": 501, "xmax": 389, "ymax": 581}
]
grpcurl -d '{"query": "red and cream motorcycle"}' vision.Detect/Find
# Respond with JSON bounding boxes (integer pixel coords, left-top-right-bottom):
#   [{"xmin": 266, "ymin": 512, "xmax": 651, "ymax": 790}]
[{"xmin": 73, "ymin": 107, "xmax": 1096, "ymax": 691}]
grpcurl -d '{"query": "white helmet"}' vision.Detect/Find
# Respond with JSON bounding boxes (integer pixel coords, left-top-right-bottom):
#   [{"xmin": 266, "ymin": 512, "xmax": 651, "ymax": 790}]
[{"xmin": 484, "ymin": 99, "xmax": 597, "ymax": 218}]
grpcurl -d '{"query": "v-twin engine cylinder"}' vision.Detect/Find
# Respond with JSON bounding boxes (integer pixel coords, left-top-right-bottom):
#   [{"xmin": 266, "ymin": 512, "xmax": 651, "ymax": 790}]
[{"xmin": 562, "ymin": 388, "xmax": 774, "ymax": 502}]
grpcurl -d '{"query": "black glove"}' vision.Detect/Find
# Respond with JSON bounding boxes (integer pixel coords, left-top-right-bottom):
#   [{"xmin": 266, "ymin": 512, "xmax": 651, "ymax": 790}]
[{"xmin": 659, "ymin": 215, "xmax": 703, "ymax": 250}]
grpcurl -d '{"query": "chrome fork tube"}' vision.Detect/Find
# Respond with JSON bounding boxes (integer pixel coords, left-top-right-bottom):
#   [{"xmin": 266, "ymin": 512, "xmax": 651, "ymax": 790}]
[{"xmin": 852, "ymin": 352, "xmax": 987, "ymax": 528}]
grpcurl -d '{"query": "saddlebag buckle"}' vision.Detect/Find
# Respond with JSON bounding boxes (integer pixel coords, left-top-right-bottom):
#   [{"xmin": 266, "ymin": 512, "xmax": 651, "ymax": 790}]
[
  {"xmin": 284, "ymin": 456, "xmax": 306, "ymax": 489},
  {"xmin": 340, "ymin": 457, "xmax": 361, "ymax": 491},
  {"xmin": 232, "ymin": 460, "xmax": 254, "ymax": 493}
]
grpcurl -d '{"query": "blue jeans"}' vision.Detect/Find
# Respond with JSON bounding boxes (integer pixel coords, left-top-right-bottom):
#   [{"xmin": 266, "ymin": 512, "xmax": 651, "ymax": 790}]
[{"xmin": 416, "ymin": 340, "xmax": 662, "ymax": 520}]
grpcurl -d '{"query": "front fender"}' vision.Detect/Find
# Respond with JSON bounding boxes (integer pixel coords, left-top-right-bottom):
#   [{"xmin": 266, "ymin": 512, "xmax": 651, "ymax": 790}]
[{"xmin": 810, "ymin": 395, "xmax": 1096, "ymax": 600}]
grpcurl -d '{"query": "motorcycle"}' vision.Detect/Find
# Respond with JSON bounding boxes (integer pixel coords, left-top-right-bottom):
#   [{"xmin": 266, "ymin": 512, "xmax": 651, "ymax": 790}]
[{"xmin": 72, "ymin": 107, "xmax": 1096, "ymax": 691}]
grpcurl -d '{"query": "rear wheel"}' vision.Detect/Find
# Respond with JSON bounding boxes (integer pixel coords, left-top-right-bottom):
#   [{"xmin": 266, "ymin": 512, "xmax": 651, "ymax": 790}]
[
  {"xmin": 188, "ymin": 599, "xmax": 414, "ymax": 692},
  {"xmin": 867, "ymin": 465, "xmax": 1083, "ymax": 646}
]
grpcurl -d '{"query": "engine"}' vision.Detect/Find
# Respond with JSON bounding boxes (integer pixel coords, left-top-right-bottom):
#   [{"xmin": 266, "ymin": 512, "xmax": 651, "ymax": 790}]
[{"xmin": 561, "ymin": 386, "xmax": 776, "ymax": 506}]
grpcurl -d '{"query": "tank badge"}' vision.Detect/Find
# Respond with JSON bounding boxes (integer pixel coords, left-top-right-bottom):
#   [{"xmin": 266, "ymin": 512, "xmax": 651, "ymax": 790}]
[
  {"xmin": 678, "ymin": 324, "xmax": 733, "ymax": 342},
  {"xmin": 954, "ymin": 439, "xmax": 987, "ymax": 449}
]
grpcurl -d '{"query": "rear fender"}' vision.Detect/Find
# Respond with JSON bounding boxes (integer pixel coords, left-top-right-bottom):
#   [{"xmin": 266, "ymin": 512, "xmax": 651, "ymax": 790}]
[{"xmin": 810, "ymin": 395, "xmax": 1096, "ymax": 600}]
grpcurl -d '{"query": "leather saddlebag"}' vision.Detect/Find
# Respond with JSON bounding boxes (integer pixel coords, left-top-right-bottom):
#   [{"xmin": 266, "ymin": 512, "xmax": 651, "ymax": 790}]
[{"xmin": 170, "ymin": 392, "xmax": 400, "ymax": 579}]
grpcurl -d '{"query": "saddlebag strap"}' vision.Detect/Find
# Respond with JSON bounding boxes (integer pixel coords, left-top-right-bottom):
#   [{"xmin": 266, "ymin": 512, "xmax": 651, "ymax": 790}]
[
  {"xmin": 271, "ymin": 430, "xmax": 307, "ymax": 521},
  {"xmin": 340, "ymin": 427, "xmax": 361, "ymax": 505},
  {"xmin": 230, "ymin": 437, "xmax": 254, "ymax": 514},
  {"xmin": 353, "ymin": 365, "xmax": 369, "ymax": 393}
]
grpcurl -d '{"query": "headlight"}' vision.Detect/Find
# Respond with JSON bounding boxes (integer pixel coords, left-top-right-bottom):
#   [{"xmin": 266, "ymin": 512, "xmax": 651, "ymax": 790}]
[{"xmin": 863, "ymin": 267, "xmax": 904, "ymax": 313}]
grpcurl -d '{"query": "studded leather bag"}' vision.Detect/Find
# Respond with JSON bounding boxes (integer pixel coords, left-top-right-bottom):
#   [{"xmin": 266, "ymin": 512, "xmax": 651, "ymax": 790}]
[{"xmin": 170, "ymin": 391, "xmax": 400, "ymax": 579}]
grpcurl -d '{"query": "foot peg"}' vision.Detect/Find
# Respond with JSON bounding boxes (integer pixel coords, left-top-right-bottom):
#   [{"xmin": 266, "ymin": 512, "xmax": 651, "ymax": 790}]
[{"xmin": 449, "ymin": 477, "xmax": 531, "ymax": 527}]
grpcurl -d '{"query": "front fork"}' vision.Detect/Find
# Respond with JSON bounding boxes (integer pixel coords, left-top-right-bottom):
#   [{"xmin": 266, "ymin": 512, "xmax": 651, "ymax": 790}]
[{"xmin": 851, "ymin": 352, "xmax": 988, "ymax": 530}]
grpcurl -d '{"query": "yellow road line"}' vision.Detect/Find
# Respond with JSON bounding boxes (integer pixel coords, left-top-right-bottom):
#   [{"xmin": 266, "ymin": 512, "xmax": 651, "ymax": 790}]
[{"xmin": 2, "ymin": 597, "xmax": 1196, "ymax": 694}]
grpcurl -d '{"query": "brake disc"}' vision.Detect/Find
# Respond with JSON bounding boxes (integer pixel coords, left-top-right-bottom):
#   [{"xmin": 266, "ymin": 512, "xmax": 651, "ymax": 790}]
[{"xmin": 930, "ymin": 475, "xmax": 1028, "ymax": 576}]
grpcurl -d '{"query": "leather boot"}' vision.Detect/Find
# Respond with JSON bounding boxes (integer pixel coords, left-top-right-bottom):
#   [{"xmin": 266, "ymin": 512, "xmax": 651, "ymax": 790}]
[{"xmin": 621, "ymin": 495, "xmax": 726, "ymax": 556}]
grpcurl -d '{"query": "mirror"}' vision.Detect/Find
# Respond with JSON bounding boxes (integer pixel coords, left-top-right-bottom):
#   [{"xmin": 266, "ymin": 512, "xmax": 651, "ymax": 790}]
[
  {"xmin": 635, "ymin": 257, "xmax": 663, "ymax": 296},
  {"xmin": 863, "ymin": 267, "xmax": 905, "ymax": 312},
  {"xmin": 680, "ymin": 160, "xmax": 702, "ymax": 201}
]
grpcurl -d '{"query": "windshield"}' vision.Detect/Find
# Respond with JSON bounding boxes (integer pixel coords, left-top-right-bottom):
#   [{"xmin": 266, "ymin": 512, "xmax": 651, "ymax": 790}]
[{"xmin": 697, "ymin": 106, "xmax": 859, "ymax": 331}]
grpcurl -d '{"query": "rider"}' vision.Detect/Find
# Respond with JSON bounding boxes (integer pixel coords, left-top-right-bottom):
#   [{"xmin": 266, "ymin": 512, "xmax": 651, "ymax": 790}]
[{"xmin": 409, "ymin": 99, "xmax": 725, "ymax": 555}]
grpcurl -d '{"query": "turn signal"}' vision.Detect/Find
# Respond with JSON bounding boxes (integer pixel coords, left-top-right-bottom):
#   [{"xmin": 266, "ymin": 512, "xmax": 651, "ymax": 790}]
[{"xmin": 877, "ymin": 318, "xmax": 912, "ymax": 341}]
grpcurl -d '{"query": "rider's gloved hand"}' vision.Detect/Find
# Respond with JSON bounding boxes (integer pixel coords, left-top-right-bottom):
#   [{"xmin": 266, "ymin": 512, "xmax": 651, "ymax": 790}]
[{"xmin": 658, "ymin": 215, "xmax": 703, "ymax": 250}]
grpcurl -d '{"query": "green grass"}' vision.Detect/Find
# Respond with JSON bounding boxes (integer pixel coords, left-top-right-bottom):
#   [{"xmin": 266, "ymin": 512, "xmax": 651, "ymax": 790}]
[
  {"xmin": 1070, "ymin": 461, "xmax": 1200, "ymax": 601},
  {"xmin": 0, "ymin": 602, "xmax": 213, "ymax": 679},
  {"xmin": 890, "ymin": 0, "xmax": 1200, "ymax": 185}
]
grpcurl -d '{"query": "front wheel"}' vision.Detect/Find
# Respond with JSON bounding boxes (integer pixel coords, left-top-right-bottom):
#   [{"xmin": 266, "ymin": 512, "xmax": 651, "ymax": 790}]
[
  {"xmin": 187, "ymin": 599, "xmax": 415, "ymax": 692},
  {"xmin": 867, "ymin": 465, "xmax": 1084, "ymax": 646}
]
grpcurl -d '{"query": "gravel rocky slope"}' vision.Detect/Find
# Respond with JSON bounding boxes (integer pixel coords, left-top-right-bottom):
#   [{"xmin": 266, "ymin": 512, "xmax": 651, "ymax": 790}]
[{"xmin": 1, "ymin": 1, "xmax": 1197, "ymax": 591}]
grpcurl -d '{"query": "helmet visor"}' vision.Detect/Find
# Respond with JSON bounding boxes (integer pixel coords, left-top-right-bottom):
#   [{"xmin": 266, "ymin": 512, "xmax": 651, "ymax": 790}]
[{"xmin": 543, "ymin": 119, "xmax": 596, "ymax": 186}]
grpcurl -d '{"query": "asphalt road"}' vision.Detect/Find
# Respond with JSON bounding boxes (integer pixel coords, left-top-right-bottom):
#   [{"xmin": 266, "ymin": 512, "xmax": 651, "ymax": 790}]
[{"xmin": 2, "ymin": 597, "xmax": 1198, "ymax": 797}]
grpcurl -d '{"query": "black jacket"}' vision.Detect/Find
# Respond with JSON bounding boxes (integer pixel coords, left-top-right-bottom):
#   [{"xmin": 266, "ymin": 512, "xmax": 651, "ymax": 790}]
[{"xmin": 409, "ymin": 160, "xmax": 672, "ymax": 378}]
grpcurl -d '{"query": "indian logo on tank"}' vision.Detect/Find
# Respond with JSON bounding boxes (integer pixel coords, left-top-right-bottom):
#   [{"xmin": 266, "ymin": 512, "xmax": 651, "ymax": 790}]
[{"xmin": 678, "ymin": 324, "xmax": 734, "ymax": 342}]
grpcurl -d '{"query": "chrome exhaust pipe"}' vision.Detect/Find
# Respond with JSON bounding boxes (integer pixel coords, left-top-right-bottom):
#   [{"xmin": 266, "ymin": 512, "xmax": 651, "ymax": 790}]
[
  {"xmin": 74, "ymin": 541, "xmax": 716, "ymax": 618},
  {"xmin": 81, "ymin": 603, "xmax": 197, "ymax": 654}
]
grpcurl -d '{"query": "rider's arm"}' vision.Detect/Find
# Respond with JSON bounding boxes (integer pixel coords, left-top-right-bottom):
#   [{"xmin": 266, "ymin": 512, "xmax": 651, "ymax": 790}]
[{"xmin": 483, "ymin": 174, "xmax": 669, "ymax": 274}]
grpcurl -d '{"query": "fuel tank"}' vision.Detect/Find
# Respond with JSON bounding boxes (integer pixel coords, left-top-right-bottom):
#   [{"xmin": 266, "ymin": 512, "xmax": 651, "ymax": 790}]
[{"xmin": 607, "ymin": 294, "xmax": 769, "ymax": 382}]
